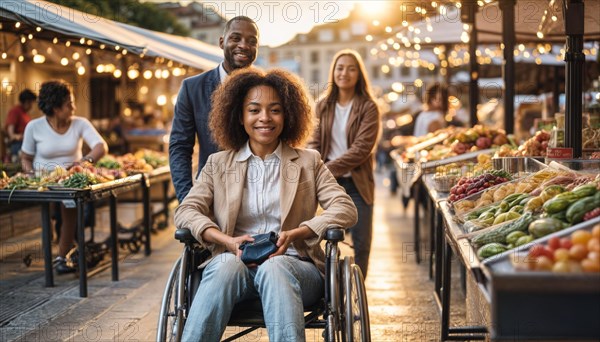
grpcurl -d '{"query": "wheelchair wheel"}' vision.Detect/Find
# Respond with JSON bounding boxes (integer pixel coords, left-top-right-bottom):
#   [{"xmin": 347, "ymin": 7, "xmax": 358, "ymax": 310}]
[
  {"xmin": 342, "ymin": 257, "xmax": 371, "ymax": 342},
  {"xmin": 157, "ymin": 257, "xmax": 185, "ymax": 342}
]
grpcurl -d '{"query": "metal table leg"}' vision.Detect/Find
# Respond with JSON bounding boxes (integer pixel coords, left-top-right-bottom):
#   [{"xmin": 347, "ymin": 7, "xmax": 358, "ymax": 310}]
[
  {"xmin": 41, "ymin": 203, "xmax": 53, "ymax": 287},
  {"xmin": 413, "ymin": 180, "xmax": 421, "ymax": 264},
  {"xmin": 142, "ymin": 178, "xmax": 151, "ymax": 256},
  {"xmin": 76, "ymin": 198, "xmax": 87, "ymax": 297},
  {"xmin": 440, "ymin": 240, "xmax": 487, "ymax": 341},
  {"xmin": 428, "ymin": 197, "xmax": 435, "ymax": 279},
  {"xmin": 434, "ymin": 209, "xmax": 444, "ymax": 301},
  {"xmin": 162, "ymin": 180, "xmax": 169, "ymax": 222},
  {"xmin": 109, "ymin": 194, "xmax": 119, "ymax": 281}
]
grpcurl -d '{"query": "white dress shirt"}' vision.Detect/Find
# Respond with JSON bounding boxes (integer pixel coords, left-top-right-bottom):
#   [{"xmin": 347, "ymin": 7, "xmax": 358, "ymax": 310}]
[
  {"xmin": 233, "ymin": 142, "xmax": 299, "ymax": 256},
  {"xmin": 218, "ymin": 63, "xmax": 228, "ymax": 83}
]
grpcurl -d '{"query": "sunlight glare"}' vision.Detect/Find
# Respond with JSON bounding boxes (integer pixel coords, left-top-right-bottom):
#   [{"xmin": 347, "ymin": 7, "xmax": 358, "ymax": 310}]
[{"xmin": 359, "ymin": 1, "xmax": 388, "ymax": 17}]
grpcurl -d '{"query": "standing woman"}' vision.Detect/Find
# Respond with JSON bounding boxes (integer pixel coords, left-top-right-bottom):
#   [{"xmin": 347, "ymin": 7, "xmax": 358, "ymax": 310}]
[
  {"xmin": 309, "ymin": 49, "xmax": 380, "ymax": 278},
  {"xmin": 413, "ymin": 83, "xmax": 448, "ymax": 137},
  {"xmin": 21, "ymin": 80, "xmax": 108, "ymax": 273}
]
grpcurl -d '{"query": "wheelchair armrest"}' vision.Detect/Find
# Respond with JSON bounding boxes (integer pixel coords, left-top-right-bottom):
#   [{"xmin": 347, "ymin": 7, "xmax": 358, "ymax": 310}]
[
  {"xmin": 324, "ymin": 226, "xmax": 345, "ymax": 242},
  {"xmin": 174, "ymin": 228, "xmax": 199, "ymax": 244}
]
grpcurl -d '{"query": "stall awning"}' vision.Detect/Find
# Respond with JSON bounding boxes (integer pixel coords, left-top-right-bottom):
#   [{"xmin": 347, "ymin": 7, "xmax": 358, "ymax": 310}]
[{"xmin": 0, "ymin": 0, "xmax": 221, "ymax": 70}]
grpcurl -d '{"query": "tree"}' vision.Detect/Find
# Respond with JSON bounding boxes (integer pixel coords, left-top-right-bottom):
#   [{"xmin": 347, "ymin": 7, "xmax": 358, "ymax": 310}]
[{"xmin": 48, "ymin": 0, "xmax": 190, "ymax": 36}]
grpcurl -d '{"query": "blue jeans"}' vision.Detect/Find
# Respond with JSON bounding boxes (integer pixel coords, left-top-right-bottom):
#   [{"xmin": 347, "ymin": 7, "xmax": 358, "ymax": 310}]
[
  {"xmin": 338, "ymin": 178, "xmax": 373, "ymax": 278},
  {"xmin": 182, "ymin": 253, "xmax": 324, "ymax": 342}
]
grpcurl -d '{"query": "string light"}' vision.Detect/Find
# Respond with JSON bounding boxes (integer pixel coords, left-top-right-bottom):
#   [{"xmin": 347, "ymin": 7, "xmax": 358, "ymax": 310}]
[{"xmin": 60, "ymin": 58, "xmax": 69, "ymax": 66}]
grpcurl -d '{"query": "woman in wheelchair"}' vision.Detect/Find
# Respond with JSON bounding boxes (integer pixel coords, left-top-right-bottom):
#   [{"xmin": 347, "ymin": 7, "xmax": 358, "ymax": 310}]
[{"xmin": 173, "ymin": 68, "xmax": 358, "ymax": 341}]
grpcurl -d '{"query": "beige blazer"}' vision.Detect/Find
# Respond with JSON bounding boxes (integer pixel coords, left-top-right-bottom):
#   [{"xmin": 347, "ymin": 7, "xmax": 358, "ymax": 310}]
[
  {"xmin": 308, "ymin": 96, "xmax": 380, "ymax": 205},
  {"xmin": 174, "ymin": 144, "xmax": 358, "ymax": 274}
]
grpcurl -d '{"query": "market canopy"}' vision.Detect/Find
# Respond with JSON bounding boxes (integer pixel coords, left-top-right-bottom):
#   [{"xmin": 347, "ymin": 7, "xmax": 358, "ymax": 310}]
[
  {"xmin": 393, "ymin": 0, "xmax": 599, "ymax": 46},
  {"xmin": 0, "ymin": 0, "xmax": 221, "ymax": 70}
]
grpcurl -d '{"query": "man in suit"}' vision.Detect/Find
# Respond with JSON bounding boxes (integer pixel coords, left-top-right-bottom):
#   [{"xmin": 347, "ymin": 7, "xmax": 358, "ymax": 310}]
[{"xmin": 169, "ymin": 16, "xmax": 259, "ymax": 202}]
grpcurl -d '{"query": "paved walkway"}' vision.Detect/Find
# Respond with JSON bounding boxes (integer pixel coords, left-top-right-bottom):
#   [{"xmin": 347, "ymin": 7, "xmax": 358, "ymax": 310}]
[{"xmin": 0, "ymin": 172, "xmax": 466, "ymax": 341}]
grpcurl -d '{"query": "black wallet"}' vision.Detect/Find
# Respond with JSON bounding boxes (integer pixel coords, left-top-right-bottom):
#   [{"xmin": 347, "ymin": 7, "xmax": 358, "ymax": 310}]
[{"xmin": 239, "ymin": 232, "xmax": 279, "ymax": 264}]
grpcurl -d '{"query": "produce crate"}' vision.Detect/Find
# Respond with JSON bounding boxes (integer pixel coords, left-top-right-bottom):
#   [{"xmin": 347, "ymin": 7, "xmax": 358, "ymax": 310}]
[
  {"xmin": 419, "ymin": 148, "xmax": 495, "ymax": 174},
  {"xmin": 546, "ymin": 159, "xmax": 600, "ymax": 174},
  {"xmin": 478, "ymin": 219, "xmax": 600, "ymax": 340},
  {"xmin": 491, "ymin": 157, "xmax": 546, "ymax": 177}
]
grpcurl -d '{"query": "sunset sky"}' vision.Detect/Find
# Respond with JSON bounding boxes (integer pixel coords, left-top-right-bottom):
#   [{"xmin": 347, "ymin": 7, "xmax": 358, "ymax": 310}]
[{"xmin": 189, "ymin": 1, "xmax": 392, "ymax": 46}]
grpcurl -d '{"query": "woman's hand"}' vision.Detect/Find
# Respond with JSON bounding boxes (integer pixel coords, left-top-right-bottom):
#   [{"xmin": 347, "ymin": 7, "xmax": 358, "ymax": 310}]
[
  {"xmin": 226, "ymin": 235, "xmax": 254, "ymax": 257},
  {"xmin": 269, "ymin": 231, "xmax": 293, "ymax": 257}
]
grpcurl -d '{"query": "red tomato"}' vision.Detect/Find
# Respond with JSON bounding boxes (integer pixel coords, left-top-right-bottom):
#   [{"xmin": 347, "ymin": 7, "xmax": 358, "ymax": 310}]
[
  {"xmin": 529, "ymin": 245, "xmax": 554, "ymax": 260},
  {"xmin": 528, "ymin": 245, "xmax": 545, "ymax": 258},
  {"xmin": 560, "ymin": 238, "xmax": 573, "ymax": 250},
  {"xmin": 548, "ymin": 237, "xmax": 561, "ymax": 251}
]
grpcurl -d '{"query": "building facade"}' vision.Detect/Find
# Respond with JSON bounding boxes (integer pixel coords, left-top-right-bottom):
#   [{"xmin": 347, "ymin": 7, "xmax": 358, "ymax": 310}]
[{"xmin": 157, "ymin": 1, "xmax": 226, "ymax": 46}]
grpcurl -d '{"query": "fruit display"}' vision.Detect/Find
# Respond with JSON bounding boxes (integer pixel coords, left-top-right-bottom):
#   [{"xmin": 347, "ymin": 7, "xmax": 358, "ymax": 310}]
[
  {"xmin": 0, "ymin": 149, "xmax": 169, "ymax": 191},
  {"xmin": 512, "ymin": 225, "xmax": 600, "ymax": 273},
  {"xmin": 468, "ymin": 180, "xmax": 600, "ymax": 260},
  {"xmin": 452, "ymin": 168, "xmax": 564, "ymax": 214},
  {"xmin": 421, "ymin": 125, "xmax": 508, "ymax": 161},
  {"xmin": 494, "ymin": 130, "xmax": 551, "ymax": 157},
  {"xmin": 448, "ymin": 170, "xmax": 512, "ymax": 203}
]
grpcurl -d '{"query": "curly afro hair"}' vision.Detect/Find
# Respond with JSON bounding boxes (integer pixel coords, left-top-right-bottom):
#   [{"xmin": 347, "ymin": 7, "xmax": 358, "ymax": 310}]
[
  {"xmin": 37, "ymin": 80, "xmax": 71, "ymax": 116},
  {"xmin": 209, "ymin": 68, "xmax": 313, "ymax": 151}
]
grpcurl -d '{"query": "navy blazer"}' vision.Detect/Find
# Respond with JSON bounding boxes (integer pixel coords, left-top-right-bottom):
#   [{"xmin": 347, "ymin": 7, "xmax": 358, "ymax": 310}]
[{"xmin": 169, "ymin": 67, "xmax": 221, "ymax": 202}]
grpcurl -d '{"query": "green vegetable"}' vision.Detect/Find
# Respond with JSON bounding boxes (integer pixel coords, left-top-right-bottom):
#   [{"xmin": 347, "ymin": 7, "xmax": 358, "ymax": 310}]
[
  {"xmin": 471, "ymin": 212, "xmax": 535, "ymax": 247},
  {"xmin": 62, "ymin": 173, "xmax": 95, "ymax": 188},
  {"xmin": 549, "ymin": 210, "xmax": 568, "ymax": 222},
  {"xmin": 565, "ymin": 193, "xmax": 600, "ymax": 224},
  {"xmin": 96, "ymin": 157, "xmax": 121, "ymax": 169},
  {"xmin": 510, "ymin": 205, "xmax": 524, "ymax": 214},
  {"xmin": 515, "ymin": 235, "xmax": 534, "ymax": 246},
  {"xmin": 571, "ymin": 183, "xmax": 597, "ymax": 199},
  {"xmin": 509, "ymin": 194, "xmax": 529, "ymax": 207},
  {"xmin": 520, "ymin": 196, "xmax": 533, "ymax": 206},
  {"xmin": 543, "ymin": 192, "xmax": 579, "ymax": 213},
  {"xmin": 506, "ymin": 231, "xmax": 526, "ymax": 245},
  {"xmin": 528, "ymin": 218, "xmax": 568, "ymax": 238},
  {"xmin": 477, "ymin": 243, "xmax": 508, "ymax": 259}
]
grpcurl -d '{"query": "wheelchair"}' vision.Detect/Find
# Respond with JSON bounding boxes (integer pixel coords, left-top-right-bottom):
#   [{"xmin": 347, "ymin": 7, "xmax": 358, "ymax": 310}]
[{"xmin": 157, "ymin": 227, "xmax": 370, "ymax": 341}]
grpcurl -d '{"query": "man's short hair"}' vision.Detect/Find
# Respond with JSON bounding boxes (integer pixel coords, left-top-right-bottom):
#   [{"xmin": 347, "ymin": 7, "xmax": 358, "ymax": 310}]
[
  {"xmin": 223, "ymin": 16, "xmax": 258, "ymax": 36},
  {"xmin": 19, "ymin": 89, "xmax": 37, "ymax": 104}
]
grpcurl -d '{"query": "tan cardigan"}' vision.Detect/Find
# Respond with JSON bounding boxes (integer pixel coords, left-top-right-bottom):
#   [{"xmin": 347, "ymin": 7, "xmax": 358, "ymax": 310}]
[
  {"xmin": 174, "ymin": 144, "xmax": 358, "ymax": 274},
  {"xmin": 308, "ymin": 96, "xmax": 380, "ymax": 205}
]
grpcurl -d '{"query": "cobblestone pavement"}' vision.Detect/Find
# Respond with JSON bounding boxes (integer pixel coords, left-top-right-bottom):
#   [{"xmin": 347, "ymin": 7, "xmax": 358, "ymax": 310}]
[{"xmin": 0, "ymin": 172, "xmax": 466, "ymax": 341}]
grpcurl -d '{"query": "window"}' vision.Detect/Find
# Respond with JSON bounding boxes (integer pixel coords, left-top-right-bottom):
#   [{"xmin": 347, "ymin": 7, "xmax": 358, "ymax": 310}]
[
  {"xmin": 371, "ymin": 65, "xmax": 380, "ymax": 79},
  {"xmin": 310, "ymin": 51, "xmax": 319, "ymax": 64},
  {"xmin": 311, "ymin": 69, "xmax": 320, "ymax": 85},
  {"xmin": 340, "ymin": 29, "xmax": 350, "ymax": 41},
  {"xmin": 385, "ymin": 68, "xmax": 393, "ymax": 79},
  {"xmin": 318, "ymin": 29, "xmax": 334, "ymax": 42}
]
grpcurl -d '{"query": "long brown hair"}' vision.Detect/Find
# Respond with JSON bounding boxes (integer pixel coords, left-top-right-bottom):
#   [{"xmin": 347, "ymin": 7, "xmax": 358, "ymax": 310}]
[{"xmin": 320, "ymin": 49, "xmax": 374, "ymax": 105}]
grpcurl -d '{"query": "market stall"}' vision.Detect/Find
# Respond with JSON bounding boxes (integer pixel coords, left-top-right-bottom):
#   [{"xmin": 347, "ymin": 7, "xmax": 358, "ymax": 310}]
[{"xmin": 0, "ymin": 149, "xmax": 171, "ymax": 297}]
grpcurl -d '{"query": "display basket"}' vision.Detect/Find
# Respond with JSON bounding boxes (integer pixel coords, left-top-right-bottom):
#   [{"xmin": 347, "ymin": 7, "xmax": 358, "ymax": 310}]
[{"xmin": 432, "ymin": 174, "xmax": 459, "ymax": 193}]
